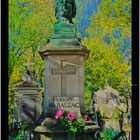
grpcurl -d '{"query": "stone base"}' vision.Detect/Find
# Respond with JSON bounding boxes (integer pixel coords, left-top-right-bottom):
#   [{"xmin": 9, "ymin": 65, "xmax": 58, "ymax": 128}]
[
  {"xmin": 39, "ymin": 132, "xmax": 100, "ymax": 140},
  {"xmin": 35, "ymin": 124, "xmax": 100, "ymax": 140},
  {"xmin": 100, "ymin": 119, "xmax": 120, "ymax": 130}
]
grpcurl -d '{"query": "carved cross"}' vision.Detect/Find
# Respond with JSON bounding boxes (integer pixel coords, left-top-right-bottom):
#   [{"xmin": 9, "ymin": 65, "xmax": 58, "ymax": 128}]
[{"xmin": 52, "ymin": 60, "xmax": 76, "ymax": 96}]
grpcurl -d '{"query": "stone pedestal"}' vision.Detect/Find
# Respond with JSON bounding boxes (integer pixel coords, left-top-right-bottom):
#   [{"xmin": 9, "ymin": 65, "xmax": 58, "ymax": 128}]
[
  {"xmin": 39, "ymin": 22, "xmax": 89, "ymax": 115},
  {"xmin": 35, "ymin": 125, "xmax": 100, "ymax": 140}
]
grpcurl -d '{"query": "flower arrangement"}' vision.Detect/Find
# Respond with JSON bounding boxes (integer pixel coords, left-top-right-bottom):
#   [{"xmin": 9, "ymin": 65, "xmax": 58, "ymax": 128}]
[{"xmin": 54, "ymin": 109, "xmax": 91, "ymax": 133}]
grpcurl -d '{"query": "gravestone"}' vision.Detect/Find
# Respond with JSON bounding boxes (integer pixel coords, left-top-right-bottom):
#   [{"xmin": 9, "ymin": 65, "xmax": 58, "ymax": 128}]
[
  {"xmin": 12, "ymin": 80, "xmax": 43, "ymax": 124},
  {"xmin": 38, "ymin": 0, "xmax": 89, "ymax": 116},
  {"xmin": 35, "ymin": 0, "xmax": 100, "ymax": 139},
  {"xmin": 94, "ymin": 84, "xmax": 121, "ymax": 119},
  {"xmin": 40, "ymin": 56, "xmax": 88, "ymax": 116}
]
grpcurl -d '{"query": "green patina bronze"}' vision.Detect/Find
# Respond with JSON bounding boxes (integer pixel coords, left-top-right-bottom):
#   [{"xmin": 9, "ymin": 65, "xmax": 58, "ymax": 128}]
[
  {"xmin": 39, "ymin": 0, "xmax": 89, "ymax": 58},
  {"xmin": 55, "ymin": 0, "xmax": 76, "ymax": 23}
]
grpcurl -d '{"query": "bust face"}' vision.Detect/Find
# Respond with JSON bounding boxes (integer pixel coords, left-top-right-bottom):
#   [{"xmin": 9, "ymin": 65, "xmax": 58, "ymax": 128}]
[
  {"xmin": 57, "ymin": 0, "xmax": 70, "ymax": 17},
  {"xmin": 56, "ymin": 0, "xmax": 74, "ymax": 20}
]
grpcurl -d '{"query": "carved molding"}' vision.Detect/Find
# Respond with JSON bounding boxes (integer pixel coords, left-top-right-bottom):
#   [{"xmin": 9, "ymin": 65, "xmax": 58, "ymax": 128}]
[
  {"xmin": 14, "ymin": 96, "xmax": 21, "ymax": 102},
  {"xmin": 32, "ymin": 95, "xmax": 42, "ymax": 102}
]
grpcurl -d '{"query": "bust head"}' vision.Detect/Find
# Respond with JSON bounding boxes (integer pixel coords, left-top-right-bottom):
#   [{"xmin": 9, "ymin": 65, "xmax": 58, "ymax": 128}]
[{"xmin": 55, "ymin": 0, "xmax": 76, "ymax": 23}]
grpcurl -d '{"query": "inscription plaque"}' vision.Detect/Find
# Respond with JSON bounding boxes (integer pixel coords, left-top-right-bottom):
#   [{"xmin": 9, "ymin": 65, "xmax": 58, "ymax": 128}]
[
  {"xmin": 49, "ymin": 97, "xmax": 79, "ymax": 108},
  {"xmin": 48, "ymin": 97, "xmax": 81, "ymax": 117}
]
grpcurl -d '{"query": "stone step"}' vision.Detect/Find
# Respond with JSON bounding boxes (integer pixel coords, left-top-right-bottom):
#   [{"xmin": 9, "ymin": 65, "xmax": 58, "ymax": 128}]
[{"xmin": 85, "ymin": 121, "xmax": 97, "ymax": 126}]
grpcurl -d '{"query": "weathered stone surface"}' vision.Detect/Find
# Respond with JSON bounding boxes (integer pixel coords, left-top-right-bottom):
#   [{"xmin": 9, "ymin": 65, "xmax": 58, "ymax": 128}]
[
  {"xmin": 94, "ymin": 85, "xmax": 122, "ymax": 119},
  {"xmin": 36, "ymin": 127, "xmax": 100, "ymax": 140},
  {"xmin": 35, "ymin": 119, "xmax": 100, "ymax": 140},
  {"xmin": 35, "ymin": 126, "xmax": 48, "ymax": 132},
  {"xmin": 13, "ymin": 80, "xmax": 39, "ymax": 87},
  {"xmin": 43, "ymin": 55, "xmax": 87, "ymax": 115},
  {"xmin": 103, "ymin": 119, "xmax": 120, "ymax": 130},
  {"xmin": 97, "ymin": 102, "xmax": 115, "ymax": 118},
  {"xmin": 12, "ymin": 87, "xmax": 43, "ymax": 123},
  {"xmin": 41, "ymin": 118, "xmax": 57, "ymax": 126}
]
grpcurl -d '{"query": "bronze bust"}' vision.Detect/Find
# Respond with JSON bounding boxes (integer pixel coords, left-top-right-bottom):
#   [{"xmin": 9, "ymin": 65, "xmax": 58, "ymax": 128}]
[{"xmin": 55, "ymin": 0, "xmax": 76, "ymax": 23}]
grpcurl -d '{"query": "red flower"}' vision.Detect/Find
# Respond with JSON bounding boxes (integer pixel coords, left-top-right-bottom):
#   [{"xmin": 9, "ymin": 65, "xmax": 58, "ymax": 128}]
[
  {"xmin": 84, "ymin": 115, "xmax": 89, "ymax": 121},
  {"xmin": 67, "ymin": 112, "xmax": 75, "ymax": 120},
  {"xmin": 54, "ymin": 109, "xmax": 64, "ymax": 120}
]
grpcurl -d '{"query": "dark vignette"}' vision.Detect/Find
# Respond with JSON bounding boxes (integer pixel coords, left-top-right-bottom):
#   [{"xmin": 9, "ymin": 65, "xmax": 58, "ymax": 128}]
[
  {"xmin": 1, "ymin": 0, "xmax": 9, "ymax": 139},
  {"xmin": 132, "ymin": 0, "xmax": 139, "ymax": 139},
  {"xmin": 1, "ymin": 0, "xmax": 139, "ymax": 140}
]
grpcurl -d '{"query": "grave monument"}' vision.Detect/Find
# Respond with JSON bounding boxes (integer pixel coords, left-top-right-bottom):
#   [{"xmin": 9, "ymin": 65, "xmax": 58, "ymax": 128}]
[
  {"xmin": 35, "ymin": 0, "xmax": 99, "ymax": 139},
  {"xmin": 12, "ymin": 70, "xmax": 43, "ymax": 125},
  {"xmin": 38, "ymin": 0, "xmax": 89, "ymax": 117}
]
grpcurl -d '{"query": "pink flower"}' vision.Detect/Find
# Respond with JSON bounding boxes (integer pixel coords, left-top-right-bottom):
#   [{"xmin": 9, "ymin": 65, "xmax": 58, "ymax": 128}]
[
  {"xmin": 67, "ymin": 112, "xmax": 75, "ymax": 120},
  {"xmin": 54, "ymin": 109, "xmax": 64, "ymax": 120},
  {"xmin": 84, "ymin": 115, "xmax": 89, "ymax": 121},
  {"xmin": 54, "ymin": 115, "xmax": 59, "ymax": 120}
]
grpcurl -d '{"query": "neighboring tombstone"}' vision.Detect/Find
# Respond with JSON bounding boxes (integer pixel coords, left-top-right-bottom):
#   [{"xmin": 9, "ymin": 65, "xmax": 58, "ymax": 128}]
[
  {"xmin": 94, "ymin": 85, "xmax": 121, "ymax": 119},
  {"xmin": 12, "ymin": 80, "xmax": 43, "ymax": 124}
]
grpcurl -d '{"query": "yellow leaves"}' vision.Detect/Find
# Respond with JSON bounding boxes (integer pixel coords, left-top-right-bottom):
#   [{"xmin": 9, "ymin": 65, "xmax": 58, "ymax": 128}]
[
  {"xmin": 84, "ymin": 92, "xmax": 92, "ymax": 110},
  {"xmin": 86, "ymin": 0, "xmax": 131, "ymax": 47},
  {"xmin": 10, "ymin": 70, "xmax": 22, "ymax": 85},
  {"xmin": 19, "ymin": 0, "xmax": 27, "ymax": 3},
  {"xmin": 83, "ymin": 34, "xmax": 131, "ymax": 91},
  {"xmin": 89, "ymin": 13, "xmax": 120, "ymax": 36},
  {"xmin": 24, "ymin": 0, "xmax": 56, "ymax": 43},
  {"xmin": 121, "ymin": 79, "xmax": 131, "ymax": 90}
]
